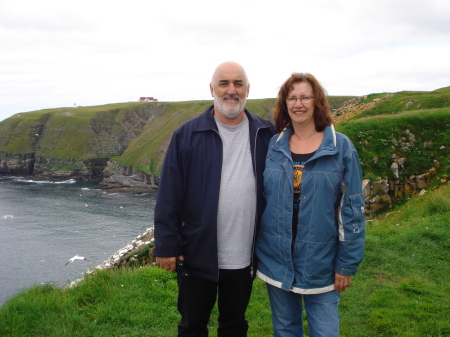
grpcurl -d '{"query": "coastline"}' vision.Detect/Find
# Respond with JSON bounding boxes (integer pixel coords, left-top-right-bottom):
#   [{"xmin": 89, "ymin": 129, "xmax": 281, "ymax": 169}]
[{"xmin": 67, "ymin": 226, "xmax": 155, "ymax": 288}]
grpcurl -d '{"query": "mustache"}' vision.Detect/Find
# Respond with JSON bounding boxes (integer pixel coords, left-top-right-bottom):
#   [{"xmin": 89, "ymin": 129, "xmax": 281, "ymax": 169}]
[{"xmin": 222, "ymin": 94, "xmax": 240, "ymax": 101}]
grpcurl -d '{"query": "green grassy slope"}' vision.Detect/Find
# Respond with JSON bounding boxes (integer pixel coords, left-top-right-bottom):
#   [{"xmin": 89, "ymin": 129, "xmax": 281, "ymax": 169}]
[
  {"xmin": 0, "ymin": 110, "xmax": 52, "ymax": 153},
  {"xmin": 336, "ymin": 108, "xmax": 450, "ymax": 181},
  {"xmin": 112, "ymin": 100, "xmax": 213, "ymax": 173},
  {"xmin": 0, "ymin": 103, "xmax": 147, "ymax": 158},
  {"xmin": 354, "ymin": 86, "xmax": 450, "ymax": 118}
]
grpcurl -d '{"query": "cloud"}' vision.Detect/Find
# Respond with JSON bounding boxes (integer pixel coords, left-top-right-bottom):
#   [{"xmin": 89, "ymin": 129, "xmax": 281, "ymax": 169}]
[
  {"xmin": 0, "ymin": 1, "xmax": 96, "ymax": 33},
  {"xmin": 0, "ymin": 0, "xmax": 449, "ymax": 122}
]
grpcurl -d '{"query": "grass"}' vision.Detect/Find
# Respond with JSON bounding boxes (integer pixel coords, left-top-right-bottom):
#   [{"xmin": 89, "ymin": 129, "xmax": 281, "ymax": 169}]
[
  {"xmin": 1, "ymin": 185, "xmax": 449, "ymax": 336},
  {"xmin": 354, "ymin": 88, "xmax": 450, "ymax": 118},
  {"xmin": 113, "ymin": 100, "xmax": 213, "ymax": 173},
  {"xmin": 336, "ymin": 108, "xmax": 450, "ymax": 181}
]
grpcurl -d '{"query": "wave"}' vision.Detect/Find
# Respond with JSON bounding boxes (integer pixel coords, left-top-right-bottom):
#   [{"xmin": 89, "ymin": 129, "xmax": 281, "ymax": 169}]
[{"xmin": 15, "ymin": 178, "xmax": 78, "ymax": 185}]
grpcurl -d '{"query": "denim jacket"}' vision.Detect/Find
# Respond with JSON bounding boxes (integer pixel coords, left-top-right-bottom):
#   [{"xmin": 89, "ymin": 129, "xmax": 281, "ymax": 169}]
[{"xmin": 256, "ymin": 125, "xmax": 365, "ymax": 294}]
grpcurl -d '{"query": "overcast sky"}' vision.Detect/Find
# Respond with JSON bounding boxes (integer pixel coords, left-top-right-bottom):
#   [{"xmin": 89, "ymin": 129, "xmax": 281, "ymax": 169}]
[{"xmin": 1, "ymin": 0, "xmax": 449, "ymax": 122}]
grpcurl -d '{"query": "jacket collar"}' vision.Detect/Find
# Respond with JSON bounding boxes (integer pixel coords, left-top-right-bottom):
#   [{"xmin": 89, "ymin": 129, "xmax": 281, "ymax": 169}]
[{"xmin": 274, "ymin": 125, "xmax": 337, "ymax": 159}]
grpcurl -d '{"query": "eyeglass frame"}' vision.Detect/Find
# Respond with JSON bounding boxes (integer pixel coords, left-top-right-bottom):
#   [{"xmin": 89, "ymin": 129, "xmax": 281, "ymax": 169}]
[{"xmin": 286, "ymin": 96, "xmax": 314, "ymax": 105}]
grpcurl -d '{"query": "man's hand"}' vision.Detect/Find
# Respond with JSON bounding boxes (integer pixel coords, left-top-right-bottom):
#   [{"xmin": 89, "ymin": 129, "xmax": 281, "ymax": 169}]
[
  {"xmin": 156, "ymin": 256, "xmax": 184, "ymax": 273},
  {"xmin": 334, "ymin": 273, "xmax": 352, "ymax": 293}
]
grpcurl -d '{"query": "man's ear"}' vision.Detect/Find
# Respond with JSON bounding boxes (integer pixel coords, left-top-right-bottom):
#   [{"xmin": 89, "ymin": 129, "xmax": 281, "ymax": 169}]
[
  {"xmin": 210, "ymin": 83, "xmax": 214, "ymax": 97},
  {"xmin": 247, "ymin": 84, "xmax": 250, "ymax": 98}
]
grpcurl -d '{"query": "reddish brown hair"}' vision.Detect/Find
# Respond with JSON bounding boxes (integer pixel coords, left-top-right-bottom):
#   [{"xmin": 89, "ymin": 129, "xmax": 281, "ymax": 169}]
[{"xmin": 273, "ymin": 73, "xmax": 333, "ymax": 133}]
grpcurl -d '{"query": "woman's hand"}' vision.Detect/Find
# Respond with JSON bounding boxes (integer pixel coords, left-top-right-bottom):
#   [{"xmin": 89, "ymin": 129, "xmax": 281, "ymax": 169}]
[{"xmin": 334, "ymin": 273, "xmax": 352, "ymax": 293}]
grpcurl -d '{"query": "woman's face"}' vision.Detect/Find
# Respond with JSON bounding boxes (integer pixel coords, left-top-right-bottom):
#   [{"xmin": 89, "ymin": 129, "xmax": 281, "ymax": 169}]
[{"xmin": 286, "ymin": 81, "xmax": 315, "ymax": 128}]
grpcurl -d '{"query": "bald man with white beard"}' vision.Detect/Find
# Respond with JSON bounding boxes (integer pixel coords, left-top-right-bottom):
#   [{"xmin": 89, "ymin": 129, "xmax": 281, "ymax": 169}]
[{"xmin": 154, "ymin": 61, "xmax": 276, "ymax": 337}]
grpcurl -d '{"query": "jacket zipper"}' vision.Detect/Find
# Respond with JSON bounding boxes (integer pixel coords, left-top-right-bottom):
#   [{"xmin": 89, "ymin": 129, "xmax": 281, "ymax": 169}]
[
  {"xmin": 250, "ymin": 127, "xmax": 260, "ymax": 277},
  {"xmin": 214, "ymin": 128, "xmax": 222, "ymax": 281}
]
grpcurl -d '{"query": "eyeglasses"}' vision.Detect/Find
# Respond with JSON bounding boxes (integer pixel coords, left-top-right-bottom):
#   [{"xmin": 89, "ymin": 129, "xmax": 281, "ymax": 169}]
[{"xmin": 286, "ymin": 96, "xmax": 314, "ymax": 105}]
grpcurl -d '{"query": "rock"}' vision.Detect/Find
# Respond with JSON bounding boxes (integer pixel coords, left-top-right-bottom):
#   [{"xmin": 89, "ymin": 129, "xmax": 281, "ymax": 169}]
[
  {"xmin": 372, "ymin": 179, "xmax": 389, "ymax": 195},
  {"xmin": 101, "ymin": 160, "xmax": 159, "ymax": 190},
  {"xmin": 94, "ymin": 227, "xmax": 155, "ymax": 271},
  {"xmin": 414, "ymin": 172, "xmax": 431, "ymax": 189},
  {"xmin": 433, "ymin": 160, "xmax": 440, "ymax": 170},
  {"xmin": 362, "ymin": 179, "xmax": 371, "ymax": 199},
  {"xmin": 391, "ymin": 162, "xmax": 399, "ymax": 178}
]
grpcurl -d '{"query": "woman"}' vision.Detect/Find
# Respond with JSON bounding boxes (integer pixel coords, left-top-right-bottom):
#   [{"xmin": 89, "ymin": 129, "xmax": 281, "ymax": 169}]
[{"xmin": 256, "ymin": 73, "xmax": 365, "ymax": 337}]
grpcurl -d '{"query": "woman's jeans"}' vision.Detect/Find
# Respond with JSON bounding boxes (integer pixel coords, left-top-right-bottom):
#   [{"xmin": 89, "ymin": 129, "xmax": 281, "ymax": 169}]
[{"xmin": 266, "ymin": 283, "xmax": 340, "ymax": 337}]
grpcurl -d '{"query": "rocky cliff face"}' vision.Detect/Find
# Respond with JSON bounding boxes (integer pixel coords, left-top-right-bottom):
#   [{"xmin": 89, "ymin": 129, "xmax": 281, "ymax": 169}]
[
  {"xmin": 0, "ymin": 152, "xmax": 35, "ymax": 175},
  {"xmin": 99, "ymin": 160, "xmax": 159, "ymax": 191},
  {"xmin": 0, "ymin": 103, "xmax": 165, "ymax": 181},
  {"xmin": 332, "ymin": 94, "xmax": 394, "ymax": 123},
  {"xmin": 34, "ymin": 157, "xmax": 110, "ymax": 180},
  {"xmin": 363, "ymin": 160, "xmax": 447, "ymax": 214},
  {"xmin": 0, "ymin": 153, "xmax": 110, "ymax": 180}
]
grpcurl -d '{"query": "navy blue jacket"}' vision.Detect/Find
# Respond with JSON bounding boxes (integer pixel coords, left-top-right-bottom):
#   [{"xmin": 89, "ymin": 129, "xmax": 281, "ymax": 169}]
[{"xmin": 154, "ymin": 106, "xmax": 276, "ymax": 282}]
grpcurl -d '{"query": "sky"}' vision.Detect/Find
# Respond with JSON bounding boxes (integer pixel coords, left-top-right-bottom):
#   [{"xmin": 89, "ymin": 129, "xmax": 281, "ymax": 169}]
[{"xmin": 1, "ymin": 0, "xmax": 449, "ymax": 122}]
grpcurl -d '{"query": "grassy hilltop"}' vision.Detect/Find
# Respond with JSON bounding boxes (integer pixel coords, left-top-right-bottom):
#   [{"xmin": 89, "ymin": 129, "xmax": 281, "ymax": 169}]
[{"xmin": 0, "ymin": 102, "xmax": 166, "ymax": 159}]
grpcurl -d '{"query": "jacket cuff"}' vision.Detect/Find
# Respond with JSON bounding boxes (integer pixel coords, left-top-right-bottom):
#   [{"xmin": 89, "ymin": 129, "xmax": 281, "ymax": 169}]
[{"xmin": 334, "ymin": 267, "xmax": 358, "ymax": 276}]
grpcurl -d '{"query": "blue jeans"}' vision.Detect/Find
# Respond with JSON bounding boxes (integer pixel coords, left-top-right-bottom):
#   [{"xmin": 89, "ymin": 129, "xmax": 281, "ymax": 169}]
[{"xmin": 266, "ymin": 283, "xmax": 340, "ymax": 337}]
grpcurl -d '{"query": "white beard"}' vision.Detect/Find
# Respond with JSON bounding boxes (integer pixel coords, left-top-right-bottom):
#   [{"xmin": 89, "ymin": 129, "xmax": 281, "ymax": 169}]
[{"xmin": 214, "ymin": 94, "xmax": 246, "ymax": 119}]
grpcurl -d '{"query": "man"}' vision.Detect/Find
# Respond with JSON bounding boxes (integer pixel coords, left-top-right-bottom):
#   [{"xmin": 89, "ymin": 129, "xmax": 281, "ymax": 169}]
[{"xmin": 154, "ymin": 61, "xmax": 276, "ymax": 337}]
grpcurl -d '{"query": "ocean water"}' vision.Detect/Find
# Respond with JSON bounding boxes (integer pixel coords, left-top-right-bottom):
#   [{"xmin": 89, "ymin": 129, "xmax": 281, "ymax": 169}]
[{"xmin": 0, "ymin": 176, "xmax": 156, "ymax": 306}]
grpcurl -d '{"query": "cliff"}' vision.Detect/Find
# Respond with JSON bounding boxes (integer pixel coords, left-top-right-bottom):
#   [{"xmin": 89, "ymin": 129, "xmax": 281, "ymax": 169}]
[
  {"xmin": 1, "ymin": 89, "xmax": 449, "ymax": 214},
  {"xmin": 0, "ymin": 97, "xmax": 353, "ymax": 180},
  {"xmin": 0, "ymin": 101, "xmax": 176, "ymax": 181}
]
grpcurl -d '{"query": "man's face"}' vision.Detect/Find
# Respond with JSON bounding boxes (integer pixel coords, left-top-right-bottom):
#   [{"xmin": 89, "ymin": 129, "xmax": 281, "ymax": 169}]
[{"xmin": 210, "ymin": 63, "xmax": 249, "ymax": 119}]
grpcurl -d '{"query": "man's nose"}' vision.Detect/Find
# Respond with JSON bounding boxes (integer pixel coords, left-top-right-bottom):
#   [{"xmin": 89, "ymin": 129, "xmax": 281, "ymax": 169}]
[{"xmin": 227, "ymin": 84, "xmax": 237, "ymax": 95}]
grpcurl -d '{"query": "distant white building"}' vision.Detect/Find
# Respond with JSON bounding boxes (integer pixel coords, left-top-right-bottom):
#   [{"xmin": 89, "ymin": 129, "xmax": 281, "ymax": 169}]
[{"xmin": 139, "ymin": 97, "xmax": 158, "ymax": 102}]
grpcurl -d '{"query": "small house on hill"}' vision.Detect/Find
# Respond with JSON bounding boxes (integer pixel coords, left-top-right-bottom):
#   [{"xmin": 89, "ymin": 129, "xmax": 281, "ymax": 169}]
[{"xmin": 139, "ymin": 97, "xmax": 158, "ymax": 102}]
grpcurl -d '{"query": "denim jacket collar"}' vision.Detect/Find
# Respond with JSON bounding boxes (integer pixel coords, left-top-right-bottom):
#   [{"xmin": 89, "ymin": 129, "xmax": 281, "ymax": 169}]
[{"xmin": 273, "ymin": 125, "xmax": 337, "ymax": 163}]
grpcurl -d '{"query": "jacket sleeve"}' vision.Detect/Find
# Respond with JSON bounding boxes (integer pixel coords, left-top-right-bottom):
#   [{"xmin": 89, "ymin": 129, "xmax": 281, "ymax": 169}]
[
  {"xmin": 335, "ymin": 138, "xmax": 366, "ymax": 276},
  {"xmin": 153, "ymin": 131, "xmax": 184, "ymax": 258}
]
